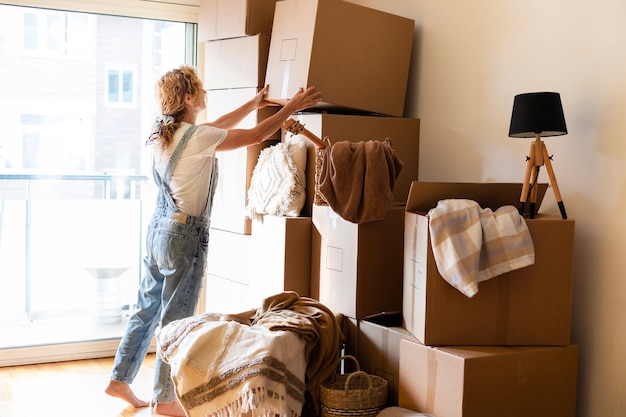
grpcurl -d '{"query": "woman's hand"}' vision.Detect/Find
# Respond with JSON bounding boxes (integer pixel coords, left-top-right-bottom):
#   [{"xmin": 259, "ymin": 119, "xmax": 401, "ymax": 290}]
[
  {"xmin": 252, "ymin": 85, "xmax": 278, "ymax": 109},
  {"xmin": 286, "ymin": 86, "xmax": 322, "ymax": 113}
]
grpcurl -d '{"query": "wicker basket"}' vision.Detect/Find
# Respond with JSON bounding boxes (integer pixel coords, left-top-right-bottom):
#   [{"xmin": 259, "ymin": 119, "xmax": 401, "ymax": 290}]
[
  {"xmin": 320, "ymin": 356, "xmax": 388, "ymax": 417},
  {"xmin": 281, "ymin": 117, "xmax": 331, "ymax": 207}
]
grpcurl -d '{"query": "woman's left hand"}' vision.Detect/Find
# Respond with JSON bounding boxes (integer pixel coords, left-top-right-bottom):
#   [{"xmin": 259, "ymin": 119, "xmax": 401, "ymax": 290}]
[{"xmin": 253, "ymin": 85, "xmax": 279, "ymax": 109}]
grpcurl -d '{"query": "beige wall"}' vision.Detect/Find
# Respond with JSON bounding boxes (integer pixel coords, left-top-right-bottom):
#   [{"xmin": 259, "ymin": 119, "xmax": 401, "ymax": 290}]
[{"xmin": 347, "ymin": 1, "xmax": 626, "ymax": 416}]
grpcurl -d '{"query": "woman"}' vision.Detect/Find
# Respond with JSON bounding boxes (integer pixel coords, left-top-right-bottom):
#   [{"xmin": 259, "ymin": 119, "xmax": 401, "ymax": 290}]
[{"xmin": 104, "ymin": 65, "xmax": 321, "ymax": 416}]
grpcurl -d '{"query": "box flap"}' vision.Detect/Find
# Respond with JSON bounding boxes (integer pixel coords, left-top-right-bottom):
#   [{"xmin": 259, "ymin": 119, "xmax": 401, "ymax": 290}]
[{"xmin": 405, "ymin": 182, "xmax": 548, "ymax": 214}]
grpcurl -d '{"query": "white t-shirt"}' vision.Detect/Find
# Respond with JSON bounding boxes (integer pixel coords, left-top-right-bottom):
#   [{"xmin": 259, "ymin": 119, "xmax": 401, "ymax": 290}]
[{"xmin": 153, "ymin": 122, "xmax": 227, "ymax": 217}]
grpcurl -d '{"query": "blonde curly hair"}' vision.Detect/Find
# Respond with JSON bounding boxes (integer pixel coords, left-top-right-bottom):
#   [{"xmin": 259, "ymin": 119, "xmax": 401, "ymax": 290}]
[{"xmin": 146, "ymin": 65, "xmax": 205, "ymax": 150}]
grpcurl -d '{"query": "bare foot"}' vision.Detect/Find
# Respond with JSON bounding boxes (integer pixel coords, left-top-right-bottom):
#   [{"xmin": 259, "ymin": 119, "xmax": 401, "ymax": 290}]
[
  {"xmin": 154, "ymin": 398, "xmax": 187, "ymax": 416},
  {"xmin": 104, "ymin": 380, "xmax": 150, "ymax": 408}
]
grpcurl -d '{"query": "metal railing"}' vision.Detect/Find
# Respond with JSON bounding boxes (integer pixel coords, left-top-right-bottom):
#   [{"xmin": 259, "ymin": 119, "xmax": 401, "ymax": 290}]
[{"xmin": 0, "ymin": 172, "xmax": 148, "ymax": 321}]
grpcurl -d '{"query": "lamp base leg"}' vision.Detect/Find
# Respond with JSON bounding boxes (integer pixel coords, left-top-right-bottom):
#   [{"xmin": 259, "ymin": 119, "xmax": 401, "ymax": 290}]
[{"xmin": 558, "ymin": 201, "xmax": 567, "ymax": 220}]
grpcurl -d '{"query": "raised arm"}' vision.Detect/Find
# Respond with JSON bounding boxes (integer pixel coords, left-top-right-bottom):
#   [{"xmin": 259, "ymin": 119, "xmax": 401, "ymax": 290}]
[{"xmin": 214, "ymin": 86, "xmax": 322, "ymax": 152}]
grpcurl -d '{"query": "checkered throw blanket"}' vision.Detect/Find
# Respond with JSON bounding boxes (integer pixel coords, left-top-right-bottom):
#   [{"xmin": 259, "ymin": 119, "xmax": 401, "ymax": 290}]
[{"xmin": 428, "ymin": 199, "xmax": 535, "ymax": 297}]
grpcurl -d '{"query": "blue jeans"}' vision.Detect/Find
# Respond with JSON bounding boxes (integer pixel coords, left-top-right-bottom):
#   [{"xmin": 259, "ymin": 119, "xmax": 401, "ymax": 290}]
[{"xmin": 110, "ymin": 203, "xmax": 210, "ymax": 404}]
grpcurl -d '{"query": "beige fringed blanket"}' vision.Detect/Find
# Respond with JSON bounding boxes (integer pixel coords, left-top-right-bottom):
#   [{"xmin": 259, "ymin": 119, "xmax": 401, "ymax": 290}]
[
  {"xmin": 158, "ymin": 313, "xmax": 308, "ymax": 417},
  {"xmin": 157, "ymin": 292, "xmax": 343, "ymax": 417},
  {"xmin": 319, "ymin": 140, "xmax": 403, "ymax": 224},
  {"xmin": 428, "ymin": 199, "xmax": 535, "ymax": 298}
]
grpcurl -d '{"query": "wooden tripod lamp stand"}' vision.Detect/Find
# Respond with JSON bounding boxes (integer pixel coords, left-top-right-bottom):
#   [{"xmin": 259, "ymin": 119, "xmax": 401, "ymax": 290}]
[{"xmin": 509, "ymin": 92, "xmax": 568, "ymax": 219}]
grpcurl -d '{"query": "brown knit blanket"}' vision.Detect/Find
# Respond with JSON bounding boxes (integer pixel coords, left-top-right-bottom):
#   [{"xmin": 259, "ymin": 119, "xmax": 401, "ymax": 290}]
[
  {"xmin": 318, "ymin": 139, "xmax": 403, "ymax": 224},
  {"xmin": 253, "ymin": 292, "xmax": 344, "ymax": 417}
]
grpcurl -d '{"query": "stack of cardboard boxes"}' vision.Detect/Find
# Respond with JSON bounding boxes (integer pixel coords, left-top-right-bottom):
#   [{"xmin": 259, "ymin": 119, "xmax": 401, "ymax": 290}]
[
  {"xmin": 201, "ymin": 0, "xmax": 420, "ymax": 315},
  {"xmin": 199, "ymin": 1, "xmax": 578, "ymax": 416},
  {"xmin": 263, "ymin": 0, "xmax": 420, "ymax": 330},
  {"xmin": 201, "ymin": 0, "xmax": 313, "ymax": 313},
  {"xmin": 347, "ymin": 182, "xmax": 578, "ymax": 417}
]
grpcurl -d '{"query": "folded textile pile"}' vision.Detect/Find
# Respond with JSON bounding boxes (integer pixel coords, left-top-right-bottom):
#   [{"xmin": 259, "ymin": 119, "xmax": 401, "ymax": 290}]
[
  {"xmin": 158, "ymin": 313, "xmax": 307, "ymax": 417},
  {"xmin": 428, "ymin": 199, "xmax": 535, "ymax": 297},
  {"xmin": 319, "ymin": 139, "xmax": 403, "ymax": 224}
]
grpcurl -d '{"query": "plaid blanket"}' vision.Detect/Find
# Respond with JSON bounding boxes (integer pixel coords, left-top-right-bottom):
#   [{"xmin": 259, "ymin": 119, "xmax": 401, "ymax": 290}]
[{"xmin": 428, "ymin": 199, "xmax": 535, "ymax": 297}]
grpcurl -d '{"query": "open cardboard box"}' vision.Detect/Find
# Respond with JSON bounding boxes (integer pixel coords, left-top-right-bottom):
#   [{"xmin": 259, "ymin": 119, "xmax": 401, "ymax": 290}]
[
  {"xmin": 283, "ymin": 113, "xmax": 420, "ymax": 217},
  {"xmin": 402, "ymin": 182, "xmax": 575, "ymax": 346}
]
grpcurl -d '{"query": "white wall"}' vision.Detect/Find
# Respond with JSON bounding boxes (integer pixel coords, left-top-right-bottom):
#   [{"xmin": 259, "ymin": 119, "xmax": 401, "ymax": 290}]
[{"xmin": 347, "ymin": 1, "xmax": 626, "ymax": 416}]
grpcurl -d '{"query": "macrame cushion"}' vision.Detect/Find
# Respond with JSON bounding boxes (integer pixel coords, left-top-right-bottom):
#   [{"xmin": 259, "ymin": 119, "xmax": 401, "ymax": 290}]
[{"xmin": 246, "ymin": 140, "xmax": 307, "ymax": 220}]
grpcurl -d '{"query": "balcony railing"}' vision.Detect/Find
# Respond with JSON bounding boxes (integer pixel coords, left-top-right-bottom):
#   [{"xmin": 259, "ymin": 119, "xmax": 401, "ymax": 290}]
[{"xmin": 0, "ymin": 172, "xmax": 149, "ymax": 326}]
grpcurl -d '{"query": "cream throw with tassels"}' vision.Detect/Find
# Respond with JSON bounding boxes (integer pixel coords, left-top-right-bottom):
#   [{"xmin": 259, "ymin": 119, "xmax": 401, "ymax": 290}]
[{"xmin": 158, "ymin": 313, "xmax": 307, "ymax": 417}]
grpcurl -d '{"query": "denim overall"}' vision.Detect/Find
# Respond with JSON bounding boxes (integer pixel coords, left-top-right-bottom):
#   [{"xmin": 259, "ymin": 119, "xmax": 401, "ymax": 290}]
[{"xmin": 110, "ymin": 125, "xmax": 219, "ymax": 404}]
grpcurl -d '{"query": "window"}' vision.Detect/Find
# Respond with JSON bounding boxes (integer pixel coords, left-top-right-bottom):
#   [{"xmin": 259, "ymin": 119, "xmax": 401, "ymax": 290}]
[
  {"xmin": 107, "ymin": 67, "xmax": 137, "ymax": 106},
  {"xmin": 0, "ymin": 2, "xmax": 197, "ymax": 365}
]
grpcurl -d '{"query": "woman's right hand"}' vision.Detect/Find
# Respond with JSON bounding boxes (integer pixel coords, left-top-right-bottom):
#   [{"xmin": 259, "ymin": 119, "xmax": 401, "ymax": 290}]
[{"xmin": 287, "ymin": 86, "xmax": 322, "ymax": 113}]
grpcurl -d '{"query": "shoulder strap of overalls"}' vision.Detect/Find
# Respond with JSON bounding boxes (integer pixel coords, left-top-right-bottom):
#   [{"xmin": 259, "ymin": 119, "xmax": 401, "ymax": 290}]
[{"xmin": 152, "ymin": 125, "xmax": 198, "ymax": 191}]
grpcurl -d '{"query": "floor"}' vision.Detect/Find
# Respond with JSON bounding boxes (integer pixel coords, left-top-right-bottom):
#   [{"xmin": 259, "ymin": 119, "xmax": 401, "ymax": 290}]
[{"xmin": 0, "ymin": 354, "xmax": 156, "ymax": 417}]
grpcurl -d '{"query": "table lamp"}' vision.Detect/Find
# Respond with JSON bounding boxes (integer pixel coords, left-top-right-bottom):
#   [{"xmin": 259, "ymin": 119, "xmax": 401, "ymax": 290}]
[{"xmin": 509, "ymin": 92, "xmax": 568, "ymax": 219}]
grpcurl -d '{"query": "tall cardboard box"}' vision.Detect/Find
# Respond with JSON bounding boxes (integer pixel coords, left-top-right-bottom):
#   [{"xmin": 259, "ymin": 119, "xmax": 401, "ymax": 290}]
[
  {"xmin": 312, "ymin": 204, "xmax": 405, "ymax": 319},
  {"xmin": 398, "ymin": 339, "xmax": 578, "ymax": 417},
  {"xmin": 204, "ymin": 35, "xmax": 270, "ymax": 89},
  {"xmin": 249, "ymin": 215, "xmax": 311, "ymax": 298},
  {"xmin": 205, "ymin": 88, "xmax": 279, "ymax": 234},
  {"xmin": 265, "ymin": 0, "xmax": 414, "ymax": 116},
  {"xmin": 283, "ymin": 113, "xmax": 420, "ymax": 217},
  {"xmin": 206, "ymin": 228, "xmax": 254, "ymax": 313},
  {"xmin": 199, "ymin": 0, "xmax": 277, "ymax": 41},
  {"xmin": 402, "ymin": 182, "xmax": 575, "ymax": 346}
]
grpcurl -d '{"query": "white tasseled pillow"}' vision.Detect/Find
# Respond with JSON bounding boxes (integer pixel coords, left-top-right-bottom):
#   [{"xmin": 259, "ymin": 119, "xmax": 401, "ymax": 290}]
[{"xmin": 245, "ymin": 139, "xmax": 307, "ymax": 220}]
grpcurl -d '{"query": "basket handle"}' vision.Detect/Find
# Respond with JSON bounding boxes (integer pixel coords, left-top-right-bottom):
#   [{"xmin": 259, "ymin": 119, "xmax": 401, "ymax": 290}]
[
  {"xmin": 338, "ymin": 355, "xmax": 360, "ymax": 372},
  {"xmin": 344, "ymin": 371, "xmax": 373, "ymax": 393}
]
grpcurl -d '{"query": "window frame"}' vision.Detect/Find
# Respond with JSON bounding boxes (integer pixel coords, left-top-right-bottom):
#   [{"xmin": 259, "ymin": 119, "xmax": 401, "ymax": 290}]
[{"xmin": 0, "ymin": 0, "xmax": 200, "ymax": 24}]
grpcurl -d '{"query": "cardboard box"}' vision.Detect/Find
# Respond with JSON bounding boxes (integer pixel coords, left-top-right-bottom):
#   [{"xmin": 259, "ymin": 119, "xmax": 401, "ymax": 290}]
[
  {"xmin": 206, "ymin": 228, "xmax": 255, "ymax": 313},
  {"xmin": 205, "ymin": 87, "xmax": 280, "ymax": 234},
  {"xmin": 283, "ymin": 113, "xmax": 420, "ymax": 217},
  {"xmin": 265, "ymin": 0, "xmax": 414, "ymax": 116},
  {"xmin": 206, "ymin": 216, "xmax": 311, "ymax": 313},
  {"xmin": 206, "ymin": 273, "xmax": 257, "ymax": 314},
  {"xmin": 199, "ymin": 0, "xmax": 277, "ymax": 41},
  {"xmin": 402, "ymin": 182, "xmax": 575, "ymax": 346},
  {"xmin": 356, "ymin": 314, "xmax": 415, "ymax": 406},
  {"xmin": 249, "ymin": 215, "xmax": 311, "ymax": 298},
  {"xmin": 398, "ymin": 339, "xmax": 578, "ymax": 417},
  {"xmin": 204, "ymin": 35, "xmax": 270, "ymax": 89},
  {"xmin": 312, "ymin": 204, "xmax": 405, "ymax": 319}
]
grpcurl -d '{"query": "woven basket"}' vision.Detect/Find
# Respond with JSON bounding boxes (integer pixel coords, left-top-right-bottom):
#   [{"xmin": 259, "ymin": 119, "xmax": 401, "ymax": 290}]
[{"xmin": 320, "ymin": 356, "xmax": 388, "ymax": 417}]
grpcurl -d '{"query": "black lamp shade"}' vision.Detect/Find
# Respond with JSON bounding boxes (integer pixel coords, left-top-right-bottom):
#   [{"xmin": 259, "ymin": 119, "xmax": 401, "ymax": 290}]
[{"xmin": 508, "ymin": 92, "xmax": 567, "ymax": 138}]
